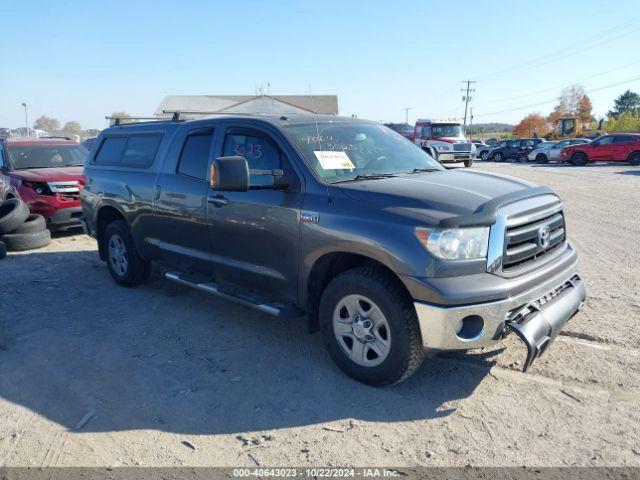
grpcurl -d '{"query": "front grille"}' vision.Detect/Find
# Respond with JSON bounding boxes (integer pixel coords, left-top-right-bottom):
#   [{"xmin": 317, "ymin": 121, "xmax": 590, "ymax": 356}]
[
  {"xmin": 48, "ymin": 181, "xmax": 80, "ymax": 194},
  {"xmin": 453, "ymin": 143, "xmax": 471, "ymax": 151},
  {"xmin": 502, "ymin": 208, "xmax": 566, "ymax": 271}
]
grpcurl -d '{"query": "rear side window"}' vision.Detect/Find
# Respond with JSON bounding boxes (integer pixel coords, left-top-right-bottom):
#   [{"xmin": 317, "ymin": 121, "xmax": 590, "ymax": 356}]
[
  {"xmin": 94, "ymin": 134, "xmax": 162, "ymax": 168},
  {"xmin": 177, "ymin": 130, "xmax": 214, "ymax": 180}
]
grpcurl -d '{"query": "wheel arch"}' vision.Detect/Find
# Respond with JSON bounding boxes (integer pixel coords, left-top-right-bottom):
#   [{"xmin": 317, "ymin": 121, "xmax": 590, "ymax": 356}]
[
  {"xmin": 96, "ymin": 204, "xmax": 128, "ymax": 261},
  {"xmin": 304, "ymin": 251, "xmax": 412, "ymax": 334},
  {"xmin": 626, "ymin": 150, "xmax": 640, "ymax": 163}
]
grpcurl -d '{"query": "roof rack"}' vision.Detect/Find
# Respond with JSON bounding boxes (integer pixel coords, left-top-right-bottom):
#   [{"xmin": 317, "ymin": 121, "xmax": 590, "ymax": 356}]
[
  {"xmin": 105, "ymin": 113, "xmax": 182, "ymax": 126},
  {"xmin": 162, "ymin": 110, "xmax": 279, "ymax": 117}
]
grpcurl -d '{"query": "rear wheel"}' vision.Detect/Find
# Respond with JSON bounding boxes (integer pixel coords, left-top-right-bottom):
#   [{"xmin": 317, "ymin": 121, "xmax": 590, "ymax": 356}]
[
  {"xmin": 319, "ymin": 267, "xmax": 425, "ymax": 386},
  {"xmin": 104, "ymin": 220, "xmax": 151, "ymax": 287},
  {"xmin": 629, "ymin": 152, "xmax": 640, "ymax": 166},
  {"xmin": 570, "ymin": 152, "xmax": 588, "ymax": 166},
  {"xmin": 536, "ymin": 153, "xmax": 549, "ymax": 164}
]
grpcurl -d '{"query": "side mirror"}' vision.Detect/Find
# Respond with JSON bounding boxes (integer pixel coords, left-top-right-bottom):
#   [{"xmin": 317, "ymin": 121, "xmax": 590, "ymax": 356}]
[{"xmin": 210, "ymin": 156, "xmax": 249, "ymax": 192}]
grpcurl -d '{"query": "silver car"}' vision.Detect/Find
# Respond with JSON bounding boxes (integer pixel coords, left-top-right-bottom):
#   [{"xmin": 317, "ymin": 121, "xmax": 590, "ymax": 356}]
[{"xmin": 528, "ymin": 138, "xmax": 590, "ymax": 163}]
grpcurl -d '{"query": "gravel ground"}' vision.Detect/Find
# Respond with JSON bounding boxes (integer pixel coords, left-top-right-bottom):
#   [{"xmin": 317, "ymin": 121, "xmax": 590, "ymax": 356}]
[{"xmin": 0, "ymin": 162, "xmax": 638, "ymax": 468}]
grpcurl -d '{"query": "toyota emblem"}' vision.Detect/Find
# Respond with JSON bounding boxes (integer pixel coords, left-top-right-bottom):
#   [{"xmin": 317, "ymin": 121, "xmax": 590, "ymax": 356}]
[{"xmin": 538, "ymin": 226, "xmax": 551, "ymax": 248}]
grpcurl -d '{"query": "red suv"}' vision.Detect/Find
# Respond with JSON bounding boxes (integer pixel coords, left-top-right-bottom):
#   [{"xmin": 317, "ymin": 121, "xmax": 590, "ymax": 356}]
[
  {"xmin": 560, "ymin": 134, "xmax": 640, "ymax": 166},
  {"xmin": 0, "ymin": 137, "xmax": 88, "ymax": 230}
]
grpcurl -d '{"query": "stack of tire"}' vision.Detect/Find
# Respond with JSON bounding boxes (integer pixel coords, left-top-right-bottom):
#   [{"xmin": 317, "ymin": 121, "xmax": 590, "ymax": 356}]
[{"xmin": 0, "ymin": 198, "xmax": 51, "ymax": 260}]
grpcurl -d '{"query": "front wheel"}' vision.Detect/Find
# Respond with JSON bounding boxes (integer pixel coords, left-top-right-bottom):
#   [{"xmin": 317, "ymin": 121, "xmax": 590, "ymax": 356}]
[
  {"xmin": 570, "ymin": 152, "xmax": 588, "ymax": 166},
  {"xmin": 104, "ymin": 220, "xmax": 151, "ymax": 287},
  {"xmin": 319, "ymin": 267, "xmax": 425, "ymax": 386},
  {"xmin": 479, "ymin": 151, "xmax": 488, "ymax": 160},
  {"xmin": 536, "ymin": 153, "xmax": 549, "ymax": 164},
  {"xmin": 494, "ymin": 152, "xmax": 504, "ymax": 162},
  {"xmin": 464, "ymin": 158, "xmax": 473, "ymax": 168}
]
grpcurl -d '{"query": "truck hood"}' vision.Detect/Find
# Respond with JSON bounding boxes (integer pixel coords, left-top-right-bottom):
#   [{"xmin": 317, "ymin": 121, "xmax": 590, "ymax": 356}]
[
  {"xmin": 337, "ymin": 169, "xmax": 538, "ymax": 225},
  {"xmin": 9, "ymin": 166, "xmax": 86, "ymax": 184}
]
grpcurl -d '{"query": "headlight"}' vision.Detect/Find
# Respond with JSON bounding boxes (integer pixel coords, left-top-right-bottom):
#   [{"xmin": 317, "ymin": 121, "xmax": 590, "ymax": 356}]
[
  {"xmin": 22, "ymin": 181, "xmax": 52, "ymax": 195},
  {"xmin": 414, "ymin": 227, "xmax": 489, "ymax": 260},
  {"xmin": 437, "ymin": 145, "xmax": 450, "ymax": 151}
]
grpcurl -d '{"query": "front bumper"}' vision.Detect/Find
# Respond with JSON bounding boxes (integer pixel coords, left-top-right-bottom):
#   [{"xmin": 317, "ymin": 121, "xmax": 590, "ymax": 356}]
[
  {"xmin": 46, "ymin": 206, "xmax": 83, "ymax": 230},
  {"xmin": 437, "ymin": 152, "xmax": 474, "ymax": 163},
  {"xmin": 414, "ymin": 260, "xmax": 585, "ymax": 356}
]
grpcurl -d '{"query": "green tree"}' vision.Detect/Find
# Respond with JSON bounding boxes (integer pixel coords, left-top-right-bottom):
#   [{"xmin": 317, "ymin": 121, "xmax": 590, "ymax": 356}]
[
  {"xmin": 33, "ymin": 115, "xmax": 60, "ymax": 134},
  {"xmin": 607, "ymin": 90, "xmax": 640, "ymax": 118},
  {"xmin": 604, "ymin": 111, "xmax": 640, "ymax": 133}
]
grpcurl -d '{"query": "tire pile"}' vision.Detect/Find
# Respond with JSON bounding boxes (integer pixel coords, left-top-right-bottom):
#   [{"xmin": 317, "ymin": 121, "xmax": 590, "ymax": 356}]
[{"xmin": 0, "ymin": 198, "xmax": 51, "ymax": 260}]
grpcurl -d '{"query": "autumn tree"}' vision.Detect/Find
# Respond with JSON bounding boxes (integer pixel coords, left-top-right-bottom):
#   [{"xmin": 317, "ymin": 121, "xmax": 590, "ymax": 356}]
[
  {"xmin": 608, "ymin": 90, "xmax": 640, "ymax": 118},
  {"xmin": 513, "ymin": 113, "xmax": 550, "ymax": 138},
  {"xmin": 33, "ymin": 116, "xmax": 60, "ymax": 134},
  {"xmin": 547, "ymin": 85, "xmax": 593, "ymax": 126},
  {"xmin": 63, "ymin": 121, "xmax": 82, "ymax": 134}
]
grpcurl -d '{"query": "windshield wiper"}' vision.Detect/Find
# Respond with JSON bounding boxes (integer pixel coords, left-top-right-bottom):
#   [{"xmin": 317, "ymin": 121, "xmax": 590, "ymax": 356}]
[
  {"xmin": 409, "ymin": 168, "xmax": 441, "ymax": 174},
  {"xmin": 334, "ymin": 173, "xmax": 398, "ymax": 183}
]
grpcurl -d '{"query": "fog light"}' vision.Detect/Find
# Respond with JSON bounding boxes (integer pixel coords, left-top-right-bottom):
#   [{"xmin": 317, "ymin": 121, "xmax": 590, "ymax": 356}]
[{"xmin": 455, "ymin": 315, "xmax": 484, "ymax": 341}]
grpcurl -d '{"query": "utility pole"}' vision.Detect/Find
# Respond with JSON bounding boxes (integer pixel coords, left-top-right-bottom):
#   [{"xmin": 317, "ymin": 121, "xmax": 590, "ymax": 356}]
[
  {"xmin": 21, "ymin": 102, "xmax": 29, "ymax": 136},
  {"xmin": 461, "ymin": 80, "xmax": 476, "ymax": 129},
  {"xmin": 403, "ymin": 107, "xmax": 412, "ymax": 124}
]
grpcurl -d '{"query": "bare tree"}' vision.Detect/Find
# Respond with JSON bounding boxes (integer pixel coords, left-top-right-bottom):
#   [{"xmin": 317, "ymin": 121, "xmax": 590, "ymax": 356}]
[{"xmin": 33, "ymin": 116, "xmax": 60, "ymax": 134}]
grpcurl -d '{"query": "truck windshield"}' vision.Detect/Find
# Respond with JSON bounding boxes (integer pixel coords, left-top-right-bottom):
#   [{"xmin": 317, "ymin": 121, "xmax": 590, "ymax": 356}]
[
  {"xmin": 284, "ymin": 122, "xmax": 443, "ymax": 184},
  {"xmin": 7, "ymin": 144, "xmax": 88, "ymax": 169},
  {"xmin": 431, "ymin": 124, "xmax": 463, "ymax": 138}
]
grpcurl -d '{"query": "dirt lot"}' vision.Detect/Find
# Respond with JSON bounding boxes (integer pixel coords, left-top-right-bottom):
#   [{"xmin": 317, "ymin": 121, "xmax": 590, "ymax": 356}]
[{"xmin": 0, "ymin": 162, "xmax": 639, "ymax": 468}]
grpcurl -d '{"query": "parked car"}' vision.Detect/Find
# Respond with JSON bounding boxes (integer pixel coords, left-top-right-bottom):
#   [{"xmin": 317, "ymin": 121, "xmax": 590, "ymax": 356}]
[
  {"xmin": 81, "ymin": 114, "xmax": 585, "ymax": 386},
  {"xmin": 488, "ymin": 138, "xmax": 544, "ymax": 162},
  {"xmin": 82, "ymin": 137, "xmax": 98, "ymax": 151},
  {"xmin": 528, "ymin": 139, "xmax": 590, "ymax": 163},
  {"xmin": 471, "ymin": 139, "xmax": 488, "ymax": 149},
  {"xmin": 383, "ymin": 123, "xmax": 414, "ymax": 140},
  {"xmin": 559, "ymin": 134, "xmax": 640, "ymax": 166},
  {"xmin": 477, "ymin": 140, "xmax": 506, "ymax": 160},
  {"xmin": 0, "ymin": 137, "xmax": 88, "ymax": 230}
]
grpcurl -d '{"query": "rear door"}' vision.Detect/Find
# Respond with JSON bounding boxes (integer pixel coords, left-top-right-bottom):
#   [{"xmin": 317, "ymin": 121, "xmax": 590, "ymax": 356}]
[
  {"xmin": 206, "ymin": 123, "xmax": 304, "ymax": 302},
  {"xmin": 550, "ymin": 140, "xmax": 570, "ymax": 160},
  {"xmin": 153, "ymin": 124, "xmax": 218, "ymax": 273},
  {"xmin": 505, "ymin": 140, "xmax": 520, "ymax": 158},
  {"xmin": 589, "ymin": 135, "xmax": 615, "ymax": 161},
  {"xmin": 612, "ymin": 135, "xmax": 636, "ymax": 161}
]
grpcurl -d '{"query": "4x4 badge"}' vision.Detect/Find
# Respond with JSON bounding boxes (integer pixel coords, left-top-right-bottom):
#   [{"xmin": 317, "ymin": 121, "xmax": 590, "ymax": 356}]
[{"xmin": 300, "ymin": 212, "xmax": 320, "ymax": 224}]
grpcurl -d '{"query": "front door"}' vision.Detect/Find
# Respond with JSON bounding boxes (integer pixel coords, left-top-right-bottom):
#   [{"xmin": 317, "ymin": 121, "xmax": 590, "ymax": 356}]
[
  {"xmin": 206, "ymin": 125, "xmax": 303, "ymax": 302},
  {"xmin": 589, "ymin": 136, "xmax": 615, "ymax": 161}
]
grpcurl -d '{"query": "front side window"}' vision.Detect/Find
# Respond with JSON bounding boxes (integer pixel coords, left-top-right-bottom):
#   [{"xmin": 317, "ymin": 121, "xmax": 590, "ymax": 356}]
[
  {"xmin": 177, "ymin": 130, "xmax": 214, "ymax": 180},
  {"xmin": 596, "ymin": 136, "xmax": 614, "ymax": 145},
  {"xmin": 7, "ymin": 144, "xmax": 88, "ymax": 169},
  {"xmin": 431, "ymin": 124, "xmax": 462, "ymax": 138},
  {"xmin": 223, "ymin": 132, "xmax": 282, "ymax": 186},
  {"xmin": 284, "ymin": 122, "xmax": 443, "ymax": 184}
]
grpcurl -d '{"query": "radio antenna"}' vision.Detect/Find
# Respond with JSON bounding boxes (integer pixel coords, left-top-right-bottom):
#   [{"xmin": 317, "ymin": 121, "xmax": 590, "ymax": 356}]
[{"xmin": 309, "ymin": 84, "xmax": 330, "ymax": 203}]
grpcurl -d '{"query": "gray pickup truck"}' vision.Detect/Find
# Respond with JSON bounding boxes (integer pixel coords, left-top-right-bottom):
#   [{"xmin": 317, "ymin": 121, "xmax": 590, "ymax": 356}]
[{"xmin": 81, "ymin": 114, "xmax": 585, "ymax": 386}]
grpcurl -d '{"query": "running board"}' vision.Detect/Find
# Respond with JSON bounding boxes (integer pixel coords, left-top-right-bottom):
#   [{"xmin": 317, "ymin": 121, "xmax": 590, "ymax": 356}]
[{"xmin": 163, "ymin": 271, "xmax": 303, "ymax": 319}]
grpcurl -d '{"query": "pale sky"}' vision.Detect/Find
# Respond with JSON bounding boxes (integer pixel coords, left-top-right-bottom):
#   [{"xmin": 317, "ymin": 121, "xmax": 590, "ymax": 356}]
[{"xmin": 2, "ymin": 0, "xmax": 639, "ymax": 130}]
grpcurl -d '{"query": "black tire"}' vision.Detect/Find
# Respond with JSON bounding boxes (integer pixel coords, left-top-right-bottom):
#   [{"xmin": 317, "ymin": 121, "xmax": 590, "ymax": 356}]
[
  {"xmin": 0, "ymin": 199, "xmax": 30, "ymax": 235},
  {"xmin": 479, "ymin": 151, "xmax": 488, "ymax": 160},
  {"xmin": 536, "ymin": 153, "xmax": 549, "ymax": 164},
  {"xmin": 464, "ymin": 158, "xmax": 473, "ymax": 168},
  {"xmin": 0, "ymin": 240, "xmax": 6, "ymax": 260},
  {"xmin": 319, "ymin": 267, "xmax": 425, "ymax": 386},
  {"xmin": 11, "ymin": 214, "xmax": 46, "ymax": 234},
  {"xmin": 493, "ymin": 152, "xmax": 504, "ymax": 162},
  {"xmin": 570, "ymin": 152, "xmax": 588, "ymax": 166},
  {"xmin": 1, "ymin": 229, "xmax": 51, "ymax": 251},
  {"xmin": 104, "ymin": 220, "xmax": 151, "ymax": 287},
  {"xmin": 629, "ymin": 152, "xmax": 640, "ymax": 166}
]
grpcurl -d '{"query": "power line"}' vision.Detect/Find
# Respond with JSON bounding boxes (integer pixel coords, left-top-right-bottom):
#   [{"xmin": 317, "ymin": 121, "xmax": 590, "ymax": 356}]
[
  {"xmin": 473, "ymin": 16, "xmax": 640, "ymax": 80},
  {"xmin": 474, "ymin": 59, "xmax": 640, "ymax": 107},
  {"xmin": 474, "ymin": 74, "xmax": 640, "ymax": 119}
]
